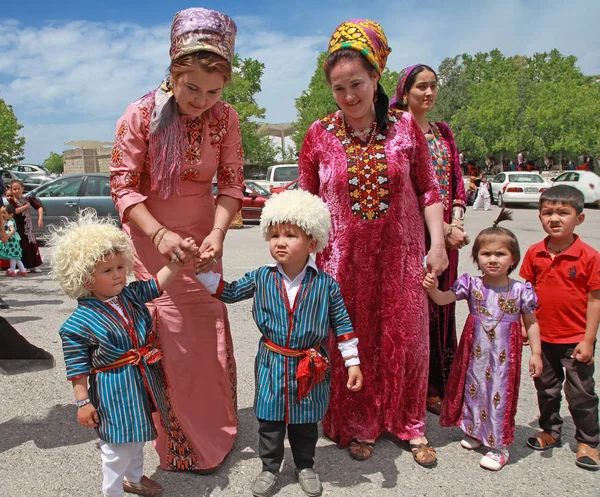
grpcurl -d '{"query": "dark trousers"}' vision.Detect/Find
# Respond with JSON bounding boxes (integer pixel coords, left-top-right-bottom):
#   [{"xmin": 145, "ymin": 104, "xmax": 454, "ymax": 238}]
[
  {"xmin": 533, "ymin": 342, "xmax": 599, "ymax": 446},
  {"xmin": 258, "ymin": 419, "xmax": 318, "ymax": 473}
]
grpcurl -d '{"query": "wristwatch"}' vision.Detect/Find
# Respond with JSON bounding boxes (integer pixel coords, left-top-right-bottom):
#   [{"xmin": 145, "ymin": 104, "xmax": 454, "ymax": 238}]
[{"xmin": 76, "ymin": 399, "xmax": 91, "ymax": 408}]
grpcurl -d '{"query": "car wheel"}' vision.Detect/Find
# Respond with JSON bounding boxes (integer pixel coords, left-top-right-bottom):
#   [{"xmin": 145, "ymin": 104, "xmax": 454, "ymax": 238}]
[{"xmin": 497, "ymin": 193, "xmax": 503, "ymax": 207}]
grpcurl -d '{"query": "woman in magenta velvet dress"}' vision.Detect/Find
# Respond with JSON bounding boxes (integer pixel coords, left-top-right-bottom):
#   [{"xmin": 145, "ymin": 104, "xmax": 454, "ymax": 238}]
[
  {"xmin": 110, "ymin": 8, "xmax": 243, "ymax": 471},
  {"xmin": 299, "ymin": 20, "xmax": 448, "ymax": 467},
  {"xmin": 391, "ymin": 65, "xmax": 468, "ymax": 415}
]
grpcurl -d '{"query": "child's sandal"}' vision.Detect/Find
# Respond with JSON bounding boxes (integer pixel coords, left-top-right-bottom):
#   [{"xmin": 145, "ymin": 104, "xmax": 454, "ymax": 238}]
[{"xmin": 526, "ymin": 431, "xmax": 561, "ymax": 451}]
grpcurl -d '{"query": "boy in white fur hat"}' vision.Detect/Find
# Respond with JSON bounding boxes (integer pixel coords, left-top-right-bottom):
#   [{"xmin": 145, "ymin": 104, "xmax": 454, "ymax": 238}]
[{"xmin": 196, "ymin": 189, "xmax": 362, "ymax": 497}]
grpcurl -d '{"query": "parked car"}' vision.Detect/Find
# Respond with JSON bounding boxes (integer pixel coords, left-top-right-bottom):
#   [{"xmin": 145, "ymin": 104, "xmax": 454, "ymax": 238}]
[
  {"xmin": 488, "ymin": 172, "xmax": 551, "ymax": 207},
  {"xmin": 0, "ymin": 170, "xmax": 46, "ymax": 192},
  {"xmin": 212, "ymin": 181, "xmax": 270, "ymax": 222},
  {"xmin": 244, "ymin": 180, "xmax": 272, "ymax": 199},
  {"xmin": 26, "ymin": 173, "xmax": 118, "ymax": 238},
  {"xmin": 551, "ymin": 171, "xmax": 600, "ymax": 206},
  {"xmin": 11, "ymin": 164, "xmax": 50, "ymax": 176},
  {"xmin": 270, "ymin": 178, "xmax": 299, "ymax": 195}
]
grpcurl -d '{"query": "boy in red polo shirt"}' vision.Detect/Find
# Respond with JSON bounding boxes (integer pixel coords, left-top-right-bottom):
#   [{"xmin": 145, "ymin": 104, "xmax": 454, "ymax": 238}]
[{"xmin": 520, "ymin": 185, "xmax": 600, "ymax": 471}]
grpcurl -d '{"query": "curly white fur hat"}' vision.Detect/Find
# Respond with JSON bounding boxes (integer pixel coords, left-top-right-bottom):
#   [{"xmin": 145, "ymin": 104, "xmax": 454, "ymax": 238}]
[{"xmin": 260, "ymin": 189, "xmax": 331, "ymax": 252}]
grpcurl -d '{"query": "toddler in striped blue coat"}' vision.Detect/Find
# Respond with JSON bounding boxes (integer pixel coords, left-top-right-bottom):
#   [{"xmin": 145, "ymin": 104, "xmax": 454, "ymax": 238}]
[
  {"xmin": 196, "ymin": 189, "xmax": 362, "ymax": 497},
  {"xmin": 51, "ymin": 210, "xmax": 195, "ymax": 497}
]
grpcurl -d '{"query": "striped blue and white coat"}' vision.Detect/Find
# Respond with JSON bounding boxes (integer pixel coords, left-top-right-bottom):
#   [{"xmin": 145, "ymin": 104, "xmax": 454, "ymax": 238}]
[
  {"xmin": 215, "ymin": 265, "xmax": 356, "ymax": 424},
  {"xmin": 59, "ymin": 279, "xmax": 162, "ymax": 444}
]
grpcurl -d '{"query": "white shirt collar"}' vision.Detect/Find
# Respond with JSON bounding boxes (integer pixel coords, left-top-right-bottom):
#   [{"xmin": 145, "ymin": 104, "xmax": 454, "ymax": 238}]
[{"xmin": 269, "ymin": 255, "xmax": 318, "ymax": 283}]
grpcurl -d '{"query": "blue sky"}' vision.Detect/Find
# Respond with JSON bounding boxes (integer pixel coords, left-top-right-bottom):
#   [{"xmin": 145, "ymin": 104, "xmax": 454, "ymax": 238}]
[{"xmin": 2, "ymin": 0, "xmax": 599, "ymax": 163}]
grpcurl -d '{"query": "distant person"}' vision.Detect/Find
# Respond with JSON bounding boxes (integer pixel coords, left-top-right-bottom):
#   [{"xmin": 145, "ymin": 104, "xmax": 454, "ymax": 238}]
[
  {"xmin": 467, "ymin": 160, "xmax": 480, "ymax": 177},
  {"xmin": 544, "ymin": 156, "xmax": 554, "ymax": 171},
  {"xmin": 485, "ymin": 156, "xmax": 494, "ymax": 174},
  {"xmin": 502, "ymin": 157, "xmax": 509, "ymax": 172},
  {"xmin": 51, "ymin": 211, "xmax": 193, "ymax": 497},
  {"xmin": 8, "ymin": 180, "xmax": 43, "ymax": 273},
  {"xmin": 569, "ymin": 159, "xmax": 576, "ymax": 170},
  {"xmin": 0, "ymin": 204, "xmax": 27, "ymax": 276},
  {"xmin": 425, "ymin": 209, "xmax": 542, "ymax": 471},
  {"xmin": 473, "ymin": 174, "xmax": 491, "ymax": 211},
  {"xmin": 459, "ymin": 150, "xmax": 466, "ymax": 174},
  {"xmin": 520, "ymin": 185, "xmax": 600, "ymax": 471},
  {"xmin": 517, "ymin": 150, "xmax": 525, "ymax": 171},
  {"xmin": 509, "ymin": 160, "xmax": 516, "ymax": 171},
  {"xmin": 196, "ymin": 190, "xmax": 363, "ymax": 497}
]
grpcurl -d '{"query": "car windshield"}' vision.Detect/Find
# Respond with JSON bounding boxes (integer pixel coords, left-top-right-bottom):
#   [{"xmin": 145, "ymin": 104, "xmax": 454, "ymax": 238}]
[
  {"xmin": 273, "ymin": 166, "xmax": 298, "ymax": 182},
  {"xmin": 507, "ymin": 174, "xmax": 544, "ymax": 183},
  {"xmin": 246, "ymin": 181, "xmax": 271, "ymax": 197}
]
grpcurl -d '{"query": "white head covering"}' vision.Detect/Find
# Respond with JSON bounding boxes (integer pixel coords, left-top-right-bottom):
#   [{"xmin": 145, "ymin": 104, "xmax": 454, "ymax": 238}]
[{"xmin": 260, "ymin": 189, "xmax": 331, "ymax": 252}]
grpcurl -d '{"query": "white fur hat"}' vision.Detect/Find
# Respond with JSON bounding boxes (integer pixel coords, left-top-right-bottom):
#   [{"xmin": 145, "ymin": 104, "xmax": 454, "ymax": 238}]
[{"xmin": 260, "ymin": 189, "xmax": 331, "ymax": 252}]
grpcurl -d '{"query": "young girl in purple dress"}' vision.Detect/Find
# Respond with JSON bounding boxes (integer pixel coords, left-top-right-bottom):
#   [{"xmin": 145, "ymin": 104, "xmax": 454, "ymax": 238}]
[{"xmin": 423, "ymin": 210, "xmax": 543, "ymax": 471}]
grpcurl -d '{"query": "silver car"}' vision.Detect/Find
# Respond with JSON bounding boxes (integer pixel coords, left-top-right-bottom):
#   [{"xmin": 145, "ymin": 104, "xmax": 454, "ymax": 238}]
[{"xmin": 26, "ymin": 173, "xmax": 119, "ymax": 238}]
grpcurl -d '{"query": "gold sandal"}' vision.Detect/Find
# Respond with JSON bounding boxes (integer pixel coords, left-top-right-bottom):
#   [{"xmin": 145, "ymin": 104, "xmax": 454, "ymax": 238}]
[{"xmin": 410, "ymin": 443, "xmax": 437, "ymax": 467}]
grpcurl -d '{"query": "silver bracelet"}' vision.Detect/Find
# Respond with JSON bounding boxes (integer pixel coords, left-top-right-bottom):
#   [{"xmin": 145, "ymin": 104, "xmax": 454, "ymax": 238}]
[
  {"xmin": 76, "ymin": 398, "xmax": 91, "ymax": 408},
  {"xmin": 211, "ymin": 227, "xmax": 226, "ymax": 237}
]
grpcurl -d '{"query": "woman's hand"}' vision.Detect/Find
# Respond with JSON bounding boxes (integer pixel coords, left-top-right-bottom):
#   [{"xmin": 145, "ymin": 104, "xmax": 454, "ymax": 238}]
[
  {"xmin": 77, "ymin": 403, "xmax": 99, "ymax": 428},
  {"xmin": 155, "ymin": 230, "xmax": 190, "ymax": 264},
  {"xmin": 195, "ymin": 230, "xmax": 225, "ymax": 273},
  {"xmin": 446, "ymin": 223, "xmax": 467, "ymax": 250},
  {"xmin": 426, "ymin": 245, "xmax": 449, "ymax": 277}
]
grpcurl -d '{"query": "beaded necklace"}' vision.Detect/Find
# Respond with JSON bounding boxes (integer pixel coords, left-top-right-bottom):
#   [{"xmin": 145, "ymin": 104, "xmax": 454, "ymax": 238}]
[{"xmin": 340, "ymin": 116, "xmax": 378, "ymax": 155}]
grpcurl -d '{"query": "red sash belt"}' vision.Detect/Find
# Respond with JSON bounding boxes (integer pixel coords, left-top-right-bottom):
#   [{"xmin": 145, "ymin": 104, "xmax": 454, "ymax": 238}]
[
  {"xmin": 262, "ymin": 337, "xmax": 329, "ymax": 403},
  {"xmin": 91, "ymin": 346, "xmax": 161, "ymax": 374}
]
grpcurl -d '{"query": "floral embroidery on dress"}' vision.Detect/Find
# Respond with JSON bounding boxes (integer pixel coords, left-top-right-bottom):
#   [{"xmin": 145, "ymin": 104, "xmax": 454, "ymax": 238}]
[
  {"xmin": 218, "ymin": 166, "xmax": 235, "ymax": 185},
  {"xmin": 185, "ymin": 148, "xmax": 202, "ymax": 165},
  {"xmin": 124, "ymin": 172, "xmax": 141, "ymax": 189},
  {"xmin": 181, "ymin": 168, "xmax": 200, "ymax": 181},
  {"xmin": 485, "ymin": 366, "xmax": 492, "ymax": 382},
  {"xmin": 469, "ymin": 383, "xmax": 477, "ymax": 399},
  {"xmin": 474, "ymin": 343, "xmax": 482, "ymax": 359},
  {"xmin": 116, "ymin": 121, "xmax": 129, "ymax": 140},
  {"xmin": 320, "ymin": 112, "xmax": 397, "ymax": 220},
  {"xmin": 488, "ymin": 433, "xmax": 496, "ymax": 447},
  {"xmin": 426, "ymin": 123, "xmax": 451, "ymax": 210},
  {"xmin": 499, "ymin": 349, "xmax": 507, "ymax": 365},
  {"xmin": 499, "ymin": 294, "xmax": 520, "ymax": 314},
  {"xmin": 136, "ymin": 94, "xmax": 153, "ymax": 140},
  {"xmin": 493, "ymin": 392, "xmax": 501, "ymax": 409},
  {"xmin": 209, "ymin": 105, "xmax": 229, "ymax": 147},
  {"xmin": 111, "ymin": 146, "xmax": 124, "ymax": 168}
]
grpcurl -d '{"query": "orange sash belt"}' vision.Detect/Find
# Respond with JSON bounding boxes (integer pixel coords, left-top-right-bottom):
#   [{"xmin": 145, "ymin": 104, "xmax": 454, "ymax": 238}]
[
  {"xmin": 262, "ymin": 337, "xmax": 329, "ymax": 403},
  {"xmin": 91, "ymin": 346, "xmax": 161, "ymax": 374}
]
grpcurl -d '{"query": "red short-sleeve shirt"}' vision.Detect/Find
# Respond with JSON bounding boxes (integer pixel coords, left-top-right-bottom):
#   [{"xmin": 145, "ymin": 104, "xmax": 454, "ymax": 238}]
[{"xmin": 520, "ymin": 235, "xmax": 600, "ymax": 344}]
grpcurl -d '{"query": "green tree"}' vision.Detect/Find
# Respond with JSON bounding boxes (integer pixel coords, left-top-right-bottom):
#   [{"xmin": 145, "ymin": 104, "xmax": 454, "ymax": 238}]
[
  {"xmin": 222, "ymin": 54, "xmax": 277, "ymax": 167},
  {"xmin": 0, "ymin": 99, "xmax": 25, "ymax": 169},
  {"xmin": 293, "ymin": 52, "xmax": 399, "ymax": 149},
  {"xmin": 43, "ymin": 151, "xmax": 64, "ymax": 174}
]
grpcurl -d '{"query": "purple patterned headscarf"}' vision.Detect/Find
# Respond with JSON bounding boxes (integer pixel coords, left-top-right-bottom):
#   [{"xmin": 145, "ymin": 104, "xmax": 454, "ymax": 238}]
[
  {"xmin": 389, "ymin": 64, "xmax": 418, "ymax": 109},
  {"xmin": 148, "ymin": 8, "xmax": 237, "ymax": 199}
]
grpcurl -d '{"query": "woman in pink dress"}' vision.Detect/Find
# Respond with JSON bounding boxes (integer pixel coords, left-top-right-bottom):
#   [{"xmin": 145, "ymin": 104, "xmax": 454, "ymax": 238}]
[
  {"xmin": 299, "ymin": 19, "xmax": 448, "ymax": 467},
  {"xmin": 110, "ymin": 8, "xmax": 243, "ymax": 471}
]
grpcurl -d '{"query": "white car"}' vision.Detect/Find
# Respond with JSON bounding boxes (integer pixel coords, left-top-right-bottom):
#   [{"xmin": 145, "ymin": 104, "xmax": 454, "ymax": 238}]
[
  {"xmin": 551, "ymin": 170, "xmax": 600, "ymax": 206},
  {"xmin": 488, "ymin": 172, "xmax": 551, "ymax": 207}
]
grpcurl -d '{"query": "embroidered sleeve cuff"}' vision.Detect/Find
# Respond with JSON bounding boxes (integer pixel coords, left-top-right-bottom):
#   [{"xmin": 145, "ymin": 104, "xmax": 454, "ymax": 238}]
[
  {"xmin": 153, "ymin": 275, "xmax": 162, "ymax": 295},
  {"xmin": 345, "ymin": 357, "xmax": 361, "ymax": 367},
  {"xmin": 338, "ymin": 337, "xmax": 359, "ymax": 368},
  {"xmin": 195, "ymin": 271, "xmax": 221, "ymax": 295},
  {"xmin": 336, "ymin": 332, "xmax": 357, "ymax": 342}
]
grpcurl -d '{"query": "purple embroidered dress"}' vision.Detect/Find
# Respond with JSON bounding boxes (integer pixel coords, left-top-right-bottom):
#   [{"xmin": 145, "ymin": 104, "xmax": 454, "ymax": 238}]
[{"xmin": 441, "ymin": 274, "xmax": 537, "ymax": 449}]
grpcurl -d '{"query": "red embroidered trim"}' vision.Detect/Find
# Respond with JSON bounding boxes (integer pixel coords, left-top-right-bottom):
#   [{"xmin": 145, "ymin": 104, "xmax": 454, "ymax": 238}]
[{"xmin": 336, "ymin": 332, "xmax": 357, "ymax": 342}]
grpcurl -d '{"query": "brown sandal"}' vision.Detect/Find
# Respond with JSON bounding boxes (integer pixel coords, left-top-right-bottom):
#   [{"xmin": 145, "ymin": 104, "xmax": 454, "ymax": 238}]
[
  {"xmin": 122, "ymin": 475, "xmax": 164, "ymax": 496},
  {"xmin": 349, "ymin": 439, "xmax": 374, "ymax": 461},
  {"xmin": 526, "ymin": 431, "xmax": 562, "ymax": 451},
  {"xmin": 426, "ymin": 396, "xmax": 442, "ymax": 415},
  {"xmin": 576, "ymin": 443, "xmax": 599, "ymax": 471},
  {"xmin": 410, "ymin": 443, "xmax": 437, "ymax": 467}
]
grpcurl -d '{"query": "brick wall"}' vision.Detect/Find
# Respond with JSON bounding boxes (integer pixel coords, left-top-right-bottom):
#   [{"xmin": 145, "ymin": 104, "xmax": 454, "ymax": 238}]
[{"xmin": 63, "ymin": 147, "xmax": 112, "ymax": 175}]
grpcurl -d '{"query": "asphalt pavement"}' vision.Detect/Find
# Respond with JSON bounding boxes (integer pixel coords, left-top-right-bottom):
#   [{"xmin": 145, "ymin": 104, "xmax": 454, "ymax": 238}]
[{"xmin": 1, "ymin": 204, "xmax": 599, "ymax": 497}]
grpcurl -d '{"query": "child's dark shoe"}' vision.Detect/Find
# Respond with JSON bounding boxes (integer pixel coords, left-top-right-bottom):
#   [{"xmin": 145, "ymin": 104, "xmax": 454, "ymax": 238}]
[
  {"xmin": 296, "ymin": 468, "xmax": 322, "ymax": 497},
  {"xmin": 576, "ymin": 443, "xmax": 599, "ymax": 471},
  {"xmin": 251, "ymin": 471, "xmax": 277, "ymax": 497},
  {"xmin": 526, "ymin": 431, "xmax": 562, "ymax": 450}
]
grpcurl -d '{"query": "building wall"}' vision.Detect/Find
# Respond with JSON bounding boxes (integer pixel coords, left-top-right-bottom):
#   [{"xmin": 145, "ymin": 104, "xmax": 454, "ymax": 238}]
[{"xmin": 63, "ymin": 147, "xmax": 112, "ymax": 175}]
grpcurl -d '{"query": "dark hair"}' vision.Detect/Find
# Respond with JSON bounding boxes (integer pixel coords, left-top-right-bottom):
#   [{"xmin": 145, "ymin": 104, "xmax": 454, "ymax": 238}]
[
  {"xmin": 539, "ymin": 185, "xmax": 584, "ymax": 214},
  {"xmin": 3, "ymin": 204, "xmax": 16, "ymax": 215},
  {"xmin": 395, "ymin": 64, "xmax": 438, "ymax": 111},
  {"xmin": 9, "ymin": 180, "xmax": 24, "ymax": 188},
  {"xmin": 324, "ymin": 48, "xmax": 390, "ymax": 132},
  {"xmin": 471, "ymin": 209, "xmax": 520, "ymax": 274}
]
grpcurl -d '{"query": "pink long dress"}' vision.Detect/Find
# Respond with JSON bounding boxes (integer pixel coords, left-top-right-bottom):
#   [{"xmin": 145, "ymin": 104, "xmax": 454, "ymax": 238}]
[
  {"xmin": 110, "ymin": 91, "xmax": 244, "ymax": 471},
  {"xmin": 299, "ymin": 110, "xmax": 441, "ymax": 446}
]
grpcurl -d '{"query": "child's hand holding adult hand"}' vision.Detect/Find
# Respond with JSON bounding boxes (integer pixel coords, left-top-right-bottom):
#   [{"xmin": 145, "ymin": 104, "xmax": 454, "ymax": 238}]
[
  {"xmin": 422, "ymin": 273, "xmax": 438, "ymax": 292},
  {"xmin": 529, "ymin": 354, "xmax": 543, "ymax": 378},
  {"xmin": 347, "ymin": 365, "xmax": 363, "ymax": 392},
  {"xmin": 77, "ymin": 403, "xmax": 99, "ymax": 428},
  {"xmin": 572, "ymin": 340, "xmax": 595, "ymax": 365}
]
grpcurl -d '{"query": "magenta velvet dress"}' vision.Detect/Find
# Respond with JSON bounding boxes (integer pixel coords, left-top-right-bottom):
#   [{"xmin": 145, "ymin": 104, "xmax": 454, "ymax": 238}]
[
  {"xmin": 441, "ymin": 275, "xmax": 537, "ymax": 448},
  {"xmin": 299, "ymin": 110, "xmax": 441, "ymax": 445},
  {"xmin": 110, "ymin": 91, "xmax": 244, "ymax": 470}
]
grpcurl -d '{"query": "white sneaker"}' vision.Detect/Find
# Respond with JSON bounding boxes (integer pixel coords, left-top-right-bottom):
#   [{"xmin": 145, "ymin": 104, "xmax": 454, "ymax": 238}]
[
  {"xmin": 460, "ymin": 435, "xmax": 482, "ymax": 450},
  {"xmin": 480, "ymin": 448, "xmax": 509, "ymax": 471}
]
